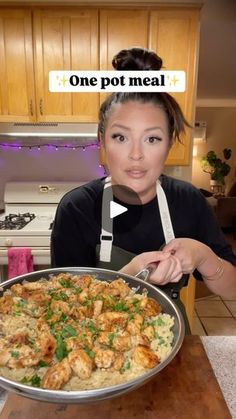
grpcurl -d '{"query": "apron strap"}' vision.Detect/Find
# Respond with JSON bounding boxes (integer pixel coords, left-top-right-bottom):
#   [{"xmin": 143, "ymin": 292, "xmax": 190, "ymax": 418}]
[
  {"xmin": 99, "ymin": 178, "xmax": 175, "ymax": 262},
  {"xmin": 100, "ymin": 177, "xmax": 113, "ymax": 262},
  {"xmin": 156, "ymin": 181, "xmax": 175, "ymax": 243}
]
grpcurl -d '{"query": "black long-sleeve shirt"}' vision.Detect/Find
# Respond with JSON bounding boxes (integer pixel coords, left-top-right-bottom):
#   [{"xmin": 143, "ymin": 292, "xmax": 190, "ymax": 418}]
[{"xmin": 51, "ymin": 175, "xmax": 236, "ymax": 274}]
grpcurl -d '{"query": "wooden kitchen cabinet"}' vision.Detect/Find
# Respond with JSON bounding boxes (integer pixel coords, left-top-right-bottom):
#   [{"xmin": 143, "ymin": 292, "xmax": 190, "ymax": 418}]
[
  {"xmin": 33, "ymin": 8, "xmax": 99, "ymax": 122},
  {"xmin": 99, "ymin": 6, "xmax": 200, "ymax": 166},
  {"xmin": 100, "ymin": 9, "xmax": 149, "ymax": 104},
  {"xmin": 149, "ymin": 8, "xmax": 200, "ymax": 165},
  {"xmin": 99, "ymin": 8, "xmax": 149, "ymax": 164},
  {"xmin": 0, "ymin": 4, "xmax": 200, "ymax": 164},
  {"xmin": 0, "ymin": 7, "xmax": 99, "ymax": 123},
  {"xmin": 0, "ymin": 9, "xmax": 35, "ymax": 122}
]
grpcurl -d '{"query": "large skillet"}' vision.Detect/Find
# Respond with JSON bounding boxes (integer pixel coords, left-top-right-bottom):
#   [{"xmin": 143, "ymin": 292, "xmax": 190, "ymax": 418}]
[{"xmin": 0, "ymin": 267, "xmax": 185, "ymax": 403}]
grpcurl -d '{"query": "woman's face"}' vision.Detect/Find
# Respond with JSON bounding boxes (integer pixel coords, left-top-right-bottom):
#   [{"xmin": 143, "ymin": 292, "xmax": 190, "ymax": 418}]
[{"xmin": 103, "ymin": 100, "xmax": 172, "ymax": 204}]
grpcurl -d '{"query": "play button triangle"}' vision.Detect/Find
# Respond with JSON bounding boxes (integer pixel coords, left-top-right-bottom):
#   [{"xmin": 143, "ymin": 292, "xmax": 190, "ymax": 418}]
[{"xmin": 110, "ymin": 201, "xmax": 128, "ymax": 219}]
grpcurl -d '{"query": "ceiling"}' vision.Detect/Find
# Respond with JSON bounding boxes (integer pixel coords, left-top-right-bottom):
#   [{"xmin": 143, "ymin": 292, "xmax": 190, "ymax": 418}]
[{"xmin": 197, "ymin": 0, "xmax": 236, "ymax": 101}]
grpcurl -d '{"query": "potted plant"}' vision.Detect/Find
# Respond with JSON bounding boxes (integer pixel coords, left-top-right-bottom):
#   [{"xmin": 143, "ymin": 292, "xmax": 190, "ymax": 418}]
[{"xmin": 201, "ymin": 148, "xmax": 232, "ymax": 186}]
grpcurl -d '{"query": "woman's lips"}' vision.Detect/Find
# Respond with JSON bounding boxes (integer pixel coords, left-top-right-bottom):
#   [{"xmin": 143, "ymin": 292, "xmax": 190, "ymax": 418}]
[{"xmin": 126, "ymin": 170, "xmax": 147, "ymax": 179}]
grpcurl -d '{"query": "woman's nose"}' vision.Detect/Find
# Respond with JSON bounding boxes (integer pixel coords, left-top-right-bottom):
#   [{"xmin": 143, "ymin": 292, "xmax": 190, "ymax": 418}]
[{"xmin": 128, "ymin": 142, "xmax": 144, "ymax": 160}]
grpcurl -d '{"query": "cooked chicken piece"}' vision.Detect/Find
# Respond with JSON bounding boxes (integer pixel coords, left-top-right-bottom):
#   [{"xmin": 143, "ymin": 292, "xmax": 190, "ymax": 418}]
[
  {"xmin": 36, "ymin": 332, "xmax": 57, "ymax": 358},
  {"xmin": 10, "ymin": 284, "xmax": 27, "ymax": 298},
  {"xmin": 23, "ymin": 303, "xmax": 45, "ymax": 318},
  {"xmin": 72, "ymin": 275, "xmax": 92, "ymax": 289},
  {"xmin": 142, "ymin": 325, "xmax": 155, "ymax": 341},
  {"xmin": 93, "ymin": 300, "xmax": 103, "ymax": 318},
  {"xmin": 97, "ymin": 331, "xmax": 110, "ymax": 346},
  {"xmin": 97, "ymin": 312, "xmax": 128, "ymax": 331},
  {"xmin": 28, "ymin": 291, "xmax": 51, "ymax": 306},
  {"xmin": 112, "ymin": 353, "xmax": 124, "ymax": 371},
  {"xmin": 68, "ymin": 349, "xmax": 93, "ymax": 379},
  {"xmin": 51, "ymin": 300, "xmax": 70, "ymax": 315},
  {"xmin": 89, "ymin": 282, "xmax": 108, "ymax": 298},
  {"xmin": 97, "ymin": 331, "xmax": 130, "ymax": 348},
  {"xmin": 113, "ymin": 335, "xmax": 131, "ymax": 352},
  {"xmin": 131, "ymin": 334, "xmax": 150, "ymax": 348},
  {"xmin": 37, "ymin": 318, "xmax": 51, "ymax": 334},
  {"xmin": 0, "ymin": 349, "xmax": 11, "ymax": 366},
  {"xmin": 94, "ymin": 348, "xmax": 116, "ymax": 369},
  {"xmin": 1, "ymin": 345, "xmax": 40, "ymax": 369},
  {"xmin": 77, "ymin": 288, "xmax": 89, "ymax": 303},
  {"xmin": 0, "ymin": 295, "xmax": 14, "ymax": 314},
  {"xmin": 62, "ymin": 290, "xmax": 78, "ymax": 303},
  {"xmin": 80, "ymin": 331, "xmax": 94, "ymax": 349},
  {"xmin": 48, "ymin": 273, "xmax": 73, "ymax": 290},
  {"xmin": 106, "ymin": 279, "xmax": 130, "ymax": 298},
  {"xmin": 22, "ymin": 282, "xmax": 47, "ymax": 291},
  {"xmin": 42, "ymin": 358, "xmax": 72, "ymax": 390},
  {"xmin": 101, "ymin": 295, "xmax": 116, "ymax": 311},
  {"xmin": 70, "ymin": 305, "xmax": 93, "ymax": 320},
  {"xmin": 66, "ymin": 337, "xmax": 83, "ymax": 351},
  {"xmin": 133, "ymin": 345, "xmax": 159, "ymax": 369},
  {"xmin": 140, "ymin": 297, "xmax": 161, "ymax": 317},
  {"xmin": 126, "ymin": 314, "xmax": 144, "ymax": 335},
  {"xmin": 0, "ymin": 338, "xmax": 8, "ymax": 351},
  {"xmin": 66, "ymin": 330, "xmax": 93, "ymax": 351},
  {"xmin": 9, "ymin": 332, "xmax": 28, "ymax": 345}
]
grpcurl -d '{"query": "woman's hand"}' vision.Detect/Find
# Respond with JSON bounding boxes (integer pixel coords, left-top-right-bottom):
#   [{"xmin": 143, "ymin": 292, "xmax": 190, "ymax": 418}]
[
  {"xmin": 120, "ymin": 238, "xmax": 210, "ymax": 285},
  {"xmin": 162, "ymin": 238, "xmax": 210, "ymax": 274}
]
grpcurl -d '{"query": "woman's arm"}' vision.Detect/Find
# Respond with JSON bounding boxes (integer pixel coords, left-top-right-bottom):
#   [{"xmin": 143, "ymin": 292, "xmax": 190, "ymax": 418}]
[
  {"xmin": 120, "ymin": 238, "xmax": 236, "ymax": 300},
  {"xmin": 163, "ymin": 238, "xmax": 236, "ymax": 300}
]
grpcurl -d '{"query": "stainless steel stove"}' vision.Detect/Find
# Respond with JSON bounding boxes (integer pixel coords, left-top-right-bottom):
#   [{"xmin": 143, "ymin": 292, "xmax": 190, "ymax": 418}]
[{"xmin": 0, "ymin": 181, "xmax": 88, "ymax": 280}]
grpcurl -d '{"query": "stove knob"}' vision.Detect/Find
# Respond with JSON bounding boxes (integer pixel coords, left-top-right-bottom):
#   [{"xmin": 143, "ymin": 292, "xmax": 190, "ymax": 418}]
[{"xmin": 5, "ymin": 238, "xmax": 13, "ymax": 247}]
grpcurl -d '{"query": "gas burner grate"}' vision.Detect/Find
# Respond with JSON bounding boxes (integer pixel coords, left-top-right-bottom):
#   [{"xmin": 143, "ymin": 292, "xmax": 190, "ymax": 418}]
[{"xmin": 0, "ymin": 213, "xmax": 35, "ymax": 230}]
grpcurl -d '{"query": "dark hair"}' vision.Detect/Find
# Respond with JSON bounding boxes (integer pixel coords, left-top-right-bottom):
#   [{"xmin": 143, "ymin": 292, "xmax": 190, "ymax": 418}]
[{"xmin": 98, "ymin": 47, "xmax": 190, "ymax": 143}]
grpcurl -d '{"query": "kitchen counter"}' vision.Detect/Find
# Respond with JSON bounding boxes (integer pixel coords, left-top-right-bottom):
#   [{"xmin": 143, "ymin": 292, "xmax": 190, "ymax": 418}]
[{"xmin": 0, "ymin": 336, "xmax": 234, "ymax": 418}]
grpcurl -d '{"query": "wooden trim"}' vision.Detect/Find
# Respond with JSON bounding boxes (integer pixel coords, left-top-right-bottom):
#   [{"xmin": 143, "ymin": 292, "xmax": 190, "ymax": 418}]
[
  {"xmin": 180, "ymin": 275, "xmax": 196, "ymax": 330},
  {"xmin": 0, "ymin": 3, "xmax": 203, "ymax": 9}
]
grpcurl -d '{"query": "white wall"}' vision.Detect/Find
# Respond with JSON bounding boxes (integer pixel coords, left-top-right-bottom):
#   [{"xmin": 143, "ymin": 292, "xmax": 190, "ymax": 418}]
[
  {"xmin": 0, "ymin": 146, "xmax": 104, "ymax": 210},
  {"xmin": 0, "ymin": 142, "xmax": 193, "ymax": 210}
]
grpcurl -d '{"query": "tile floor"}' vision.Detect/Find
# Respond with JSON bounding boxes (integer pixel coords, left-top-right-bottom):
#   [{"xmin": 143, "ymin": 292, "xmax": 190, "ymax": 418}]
[
  {"xmin": 192, "ymin": 233, "xmax": 236, "ymax": 336},
  {"xmin": 192, "ymin": 295, "xmax": 236, "ymax": 335}
]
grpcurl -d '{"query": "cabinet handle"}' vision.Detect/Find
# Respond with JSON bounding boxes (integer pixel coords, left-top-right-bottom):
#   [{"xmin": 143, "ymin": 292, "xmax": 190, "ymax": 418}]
[
  {"xmin": 29, "ymin": 100, "xmax": 34, "ymax": 116},
  {"xmin": 39, "ymin": 99, "xmax": 43, "ymax": 115}
]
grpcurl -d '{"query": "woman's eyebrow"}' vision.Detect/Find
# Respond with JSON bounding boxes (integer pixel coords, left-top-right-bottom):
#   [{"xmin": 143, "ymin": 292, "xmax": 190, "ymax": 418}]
[
  {"xmin": 144, "ymin": 126, "xmax": 164, "ymax": 133},
  {"xmin": 110, "ymin": 123, "xmax": 164, "ymax": 133},
  {"xmin": 110, "ymin": 123, "xmax": 131, "ymax": 131}
]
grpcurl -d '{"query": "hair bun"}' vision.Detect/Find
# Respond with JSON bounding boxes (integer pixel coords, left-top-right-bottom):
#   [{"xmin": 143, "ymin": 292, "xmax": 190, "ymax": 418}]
[{"xmin": 112, "ymin": 47, "xmax": 162, "ymax": 71}]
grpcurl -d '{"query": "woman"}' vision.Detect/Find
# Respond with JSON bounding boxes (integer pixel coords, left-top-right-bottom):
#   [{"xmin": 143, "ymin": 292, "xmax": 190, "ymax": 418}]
[{"xmin": 51, "ymin": 47, "xmax": 236, "ymax": 332}]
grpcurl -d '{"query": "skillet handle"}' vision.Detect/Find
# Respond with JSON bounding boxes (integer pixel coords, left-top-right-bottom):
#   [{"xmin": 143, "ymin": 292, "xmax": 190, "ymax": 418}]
[{"xmin": 135, "ymin": 263, "xmax": 157, "ymax": 283}]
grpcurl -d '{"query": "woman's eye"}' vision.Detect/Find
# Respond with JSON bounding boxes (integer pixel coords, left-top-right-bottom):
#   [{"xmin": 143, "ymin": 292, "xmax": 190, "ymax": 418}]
[
  {"xmin": 147, "ymin": 136, "xmax": 162, "ymax": 144},
  {"xmin": 111, "ymin": 133, "xmax": 126, "ymax": 142}
]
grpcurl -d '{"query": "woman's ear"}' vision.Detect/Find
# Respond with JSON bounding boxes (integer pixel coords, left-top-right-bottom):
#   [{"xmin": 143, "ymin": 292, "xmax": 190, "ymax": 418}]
[
  {"xmin": 98, "ymin": 132, "xmax": 105, "ymax": 148},
  {"xmin": 98, "ymin": 132, "xmax": 106, "ymax": 166}
]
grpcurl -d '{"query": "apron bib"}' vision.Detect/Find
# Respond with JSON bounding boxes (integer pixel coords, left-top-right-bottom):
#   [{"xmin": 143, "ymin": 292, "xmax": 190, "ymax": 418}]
[{"xmin": 95, "ymin": 177, "xmax": 191, "ymax": 334}]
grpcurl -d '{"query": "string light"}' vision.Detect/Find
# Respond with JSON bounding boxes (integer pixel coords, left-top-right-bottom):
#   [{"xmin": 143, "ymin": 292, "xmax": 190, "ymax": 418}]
[
  {"xmin": 0, "ymin": 141, "xmax": 106, "ymax": 174},
  {"xmin": 0, "ymin": 142, "xmax": 99, "ymax": 151}
]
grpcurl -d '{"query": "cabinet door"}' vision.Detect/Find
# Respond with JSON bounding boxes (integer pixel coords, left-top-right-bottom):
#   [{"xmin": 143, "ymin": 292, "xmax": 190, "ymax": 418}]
[
  {"xmin": 0, "ymin": 9, "xmax": 35, "ymax": 122},
  {"xmin": 99, "ymin": 9, "xmax": 149, "ymax": 163},
  {"xmin": 34, "ymin": 8, "xmax": 99, "ymax": 122},
  {"xmin": 100, "ymin": 9, "xmax": 148, "ymax": 84},
  {"xmin": 149, "ymin": 8, "xmax": 200, "ymax": 165}
]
